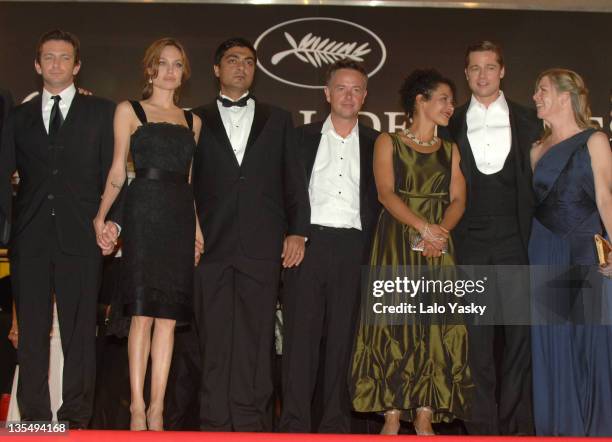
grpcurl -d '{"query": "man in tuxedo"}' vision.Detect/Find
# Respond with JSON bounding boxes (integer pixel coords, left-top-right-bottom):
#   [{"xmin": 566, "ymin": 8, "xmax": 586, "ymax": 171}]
[
  {"xmin": 445, "ymin": 41, "xmax": 540, "ymax": 435},
  {"xmin": 191, "ymin": 38, "xmax": 310, "ymax": 432},
  {"xmin": 0, "ymin": 30, "xmax": 116, "ymax": 427},
  {"xmin": 279, "ymin": 60, "xmax": 379, "ymax": 433}
]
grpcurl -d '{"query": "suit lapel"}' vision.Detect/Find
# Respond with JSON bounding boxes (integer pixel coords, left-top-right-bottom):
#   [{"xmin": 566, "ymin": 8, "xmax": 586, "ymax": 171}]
[
  {"xmin": 58, "ymin": 91, "xmax": 81, "ymax": 136},
  {"xmin": 457, "ymin": 107, "xmax": 474, "ymax": 181},
  {"xmin": 508, "ymin": 102, "xmax": 528, "ymax": 175},
  {"xmin": 303, "ymin": 122, "xmax": 323, "ymax": 183},
  {"xmin": 27, "ymin": 95, "xmax": 47, "ymax": 141},
  {"xmin": 243, "ymin": 102, "xmax": 270, "ymax": 161},
  {"xmin": 202, "ymin": 102, "xmax": 239, "ymax": 168},
  {"xmin": 358, "ymin": 124, "xmax": 370, "ymax": 208}
]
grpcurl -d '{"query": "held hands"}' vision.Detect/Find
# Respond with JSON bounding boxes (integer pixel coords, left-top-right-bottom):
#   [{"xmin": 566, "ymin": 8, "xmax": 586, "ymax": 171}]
[
  {"xmin": 93, "ymin": 217, "xmax": 119, "ymax": 255},
  {"xmin": 282, "ymin": 235, "xmax": 306, "ymax": 268}
]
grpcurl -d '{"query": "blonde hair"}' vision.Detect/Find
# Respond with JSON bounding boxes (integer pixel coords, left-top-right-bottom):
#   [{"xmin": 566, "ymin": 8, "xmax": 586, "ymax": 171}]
[
  {"xmin": 536, "ymin": 68, "xmax": 598, "ymax": 140},
  {"xmin": 142, "ymin": 38, "xmax": 191, "ymax": 105}
]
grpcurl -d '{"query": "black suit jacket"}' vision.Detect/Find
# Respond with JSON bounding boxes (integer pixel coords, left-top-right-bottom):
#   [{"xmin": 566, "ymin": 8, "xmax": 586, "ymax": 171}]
[
  {"xmin": 0, "ymin": 93, "xmax": 116, "ymax": 257},
  {"xmin": 445, "ymin": 99, "xmax": 541, "ymax": 254},
  {"xmin": 296, "ymin": 120, "xmax": 380, "ymax": 263},
  {"xmin": 191, "ymin": 101, "xmax": 310, "ymax": 263}
]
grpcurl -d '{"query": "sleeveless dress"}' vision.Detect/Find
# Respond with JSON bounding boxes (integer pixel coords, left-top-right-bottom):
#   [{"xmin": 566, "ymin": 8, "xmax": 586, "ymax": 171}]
[
  {"xmin": 350, "ymin": 133, "xmax": 473, "ymax": 423},
  {"xmin": 529, "ymin": 129, "xmax": 612, "ymax": 436},
  {"xmin": 120, "ymin": 101, "xmax": 196, "ymax": 322}
]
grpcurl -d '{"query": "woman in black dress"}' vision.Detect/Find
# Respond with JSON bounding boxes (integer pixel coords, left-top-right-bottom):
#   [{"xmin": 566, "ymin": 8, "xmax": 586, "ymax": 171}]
[{"xmin": 94, "ymin": 38, "xmax": 202, "ymax": 431}]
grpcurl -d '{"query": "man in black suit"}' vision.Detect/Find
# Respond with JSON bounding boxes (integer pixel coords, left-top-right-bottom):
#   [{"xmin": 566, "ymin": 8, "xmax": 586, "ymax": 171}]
[
  {"xmin": 445, "ymin": 41, "xmax": 540, "ymax": 435},
  {"xmin": 279, "ymin": 60, "xmax": 379, "ymax": 433},
  {"xmin": 0, "ymin": 30, "xmax": 116, "ymax": 427},
  {"xmin": 191, "ymin": 38, "xmax": 310, "ymax": 432}
]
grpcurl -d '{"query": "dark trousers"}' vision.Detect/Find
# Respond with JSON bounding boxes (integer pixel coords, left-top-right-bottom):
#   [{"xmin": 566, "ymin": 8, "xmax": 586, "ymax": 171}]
[
  {"xmin": 194, "ymin": 257, "xmax": 280, "ymax": 431},
  {"xmin": 279, "ymin": 226, "xmax": 363, "ymax": 433},
  {"xmin": 457, "ymin": 216, "xmax": 534, "ymax": 435},
  {"xmin": 12, "ymin": 216, "xmax": 101, "ymax": 426}
]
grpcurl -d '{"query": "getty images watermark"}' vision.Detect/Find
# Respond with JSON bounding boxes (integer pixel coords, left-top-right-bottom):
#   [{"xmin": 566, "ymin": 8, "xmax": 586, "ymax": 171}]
[
  {"xmin": 360, "ymin": 265, "xmax": 612, "ymax": 326},
  {"xmin": 371, "ymin": 275, "xmax": 488, "ymax": 316}
]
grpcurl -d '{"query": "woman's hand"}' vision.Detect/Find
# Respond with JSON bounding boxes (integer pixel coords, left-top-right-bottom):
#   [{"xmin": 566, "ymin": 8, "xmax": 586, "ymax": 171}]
[
  {"xmin": 600, "ymin": 251, "xmax": 612, "ymax": 278},
  {"xmin": 421, "ymin": 241, "xmax": 443, "ymax": 258}
]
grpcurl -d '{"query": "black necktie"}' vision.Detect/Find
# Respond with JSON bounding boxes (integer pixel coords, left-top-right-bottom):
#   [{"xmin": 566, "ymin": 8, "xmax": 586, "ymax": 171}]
[
  {"xmin": 217, "ymin": 94, "xmax": 251, "ymax": 108},
  {"xmin": 49, "ymin": 95, "xmax": 63, "ymax": 138}
]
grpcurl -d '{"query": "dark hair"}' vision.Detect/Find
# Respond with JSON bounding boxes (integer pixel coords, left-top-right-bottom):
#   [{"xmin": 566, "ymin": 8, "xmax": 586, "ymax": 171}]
[
  {"xmin": 464, "ymin": 40, "xmax": 504, "ymax": 69},
  {"xmin": 399, "ymin": 69, "xmax": 456, "ymax": 118},
  {"xmin": 325, "ymin": 59, "xmax": 368, "ymax": 85},
  {"xmin": 36, "ymin": 29, "xmax": 81, "ymax": 64},
  {"xmin": 141, "ymin": 37, "xmax": 191, "ymax": 105},
  {"xmin": 214, "ymin": 37, "xmax": 257, "ymax": 65}
]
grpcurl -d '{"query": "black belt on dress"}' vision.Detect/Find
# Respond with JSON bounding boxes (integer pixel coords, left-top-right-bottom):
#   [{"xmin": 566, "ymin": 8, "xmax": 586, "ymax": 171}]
[{"xmin": 135, "ymin": 168, "xmax": 188, "ymax": 184}]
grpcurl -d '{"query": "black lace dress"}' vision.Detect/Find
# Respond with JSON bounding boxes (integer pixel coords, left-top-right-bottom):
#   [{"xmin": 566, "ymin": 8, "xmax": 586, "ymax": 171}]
[{"xmin": 119, "ymin": 100, "xmax": 196, "ymax": 323}]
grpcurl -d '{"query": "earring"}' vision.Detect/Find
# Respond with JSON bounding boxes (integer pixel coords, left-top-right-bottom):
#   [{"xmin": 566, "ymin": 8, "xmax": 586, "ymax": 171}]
[{"xmin": 148, "ymin": 77, "xmax": 153, "ymax": 84}]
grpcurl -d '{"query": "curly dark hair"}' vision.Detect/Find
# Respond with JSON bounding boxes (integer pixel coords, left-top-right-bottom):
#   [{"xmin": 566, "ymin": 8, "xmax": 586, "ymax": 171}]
[{"xmin": 399, "ymin": 69, "xmax": 456, "ymax": 118}]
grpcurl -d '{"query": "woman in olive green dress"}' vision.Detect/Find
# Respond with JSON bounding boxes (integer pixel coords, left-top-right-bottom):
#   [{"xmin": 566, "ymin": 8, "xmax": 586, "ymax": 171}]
[{"xmin": 350, "ymin": 69, "xmax": 472, "ymax": 435}]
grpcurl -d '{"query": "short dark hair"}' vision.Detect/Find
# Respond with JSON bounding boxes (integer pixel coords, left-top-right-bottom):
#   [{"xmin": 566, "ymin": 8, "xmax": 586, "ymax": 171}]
[
  {"xmin": 399, "ymin": 68, "xmax": 456, "ymax": 118},
  {"xmin": 214, "ymin": 37, "xmax": 257, "ymax": 65},
  {"xmin": 36, "ymin": 29, "xmax": 81, "ymax": 64},
  {"xmin": 464, "ymin": 40, "xmax": 504, "ymax": 69},
  {"xmin": 325, "ymin": 59, "xmax": 368, "ymax": 85}
]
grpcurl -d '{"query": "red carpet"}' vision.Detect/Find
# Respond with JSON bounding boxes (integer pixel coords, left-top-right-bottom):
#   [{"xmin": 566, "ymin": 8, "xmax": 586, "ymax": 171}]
[{"xmin": 1, "ymin": 431, "xmax": 611, "ymax": 441}]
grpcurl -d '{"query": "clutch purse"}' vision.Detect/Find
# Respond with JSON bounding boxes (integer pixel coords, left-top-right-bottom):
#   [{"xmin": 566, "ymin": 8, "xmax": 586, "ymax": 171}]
[
  {"xmin": 594, "ymin": 234, "xmax": 612, "ymax": 266},
  {"xmin": 409, "ymin": 228, "xmax": 447, "ymax": 254},
  {"xmin": 409, "ymin": 229, "xmax": 425, "ymax": 252}
]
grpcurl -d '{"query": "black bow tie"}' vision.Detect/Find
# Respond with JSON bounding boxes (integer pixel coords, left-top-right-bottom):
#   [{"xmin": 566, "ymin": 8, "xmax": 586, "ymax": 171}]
[{"xmin": 217, "ymin": 94, "xmax": 251, "ymax": 108}]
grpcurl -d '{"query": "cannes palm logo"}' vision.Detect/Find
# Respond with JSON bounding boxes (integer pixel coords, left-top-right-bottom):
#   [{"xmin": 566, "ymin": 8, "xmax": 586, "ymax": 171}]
[{"xmin": 254, "ymin": 17, "xmax": 387, "ymax": 89}]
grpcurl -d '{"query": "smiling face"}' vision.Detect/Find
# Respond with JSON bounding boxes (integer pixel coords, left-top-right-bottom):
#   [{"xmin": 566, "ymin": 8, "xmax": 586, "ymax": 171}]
[
  {"xmin": 214, "ymin": 45, "xmax": 256, "ymax": 98},
  {"xmin": 465, "ymin": 50, "xmax": 505, "ymax": 106},
  {"xmin": 35, "ymin": 39, "xmax": 80, "ymax": 92},
  {"xmin": 417, "ymin": 82, "xmax": 455, "ymax": 127},
  {"xmin": 324, "ymin": 68, "xmax": 368, "ymax": 121},
  {"xmin": 150, "ymin": 45, "xmax": 185, "ymax": 92},
  {"xmin": 533, "ymin": 75, "xmax": 565, "ymax": 122}
]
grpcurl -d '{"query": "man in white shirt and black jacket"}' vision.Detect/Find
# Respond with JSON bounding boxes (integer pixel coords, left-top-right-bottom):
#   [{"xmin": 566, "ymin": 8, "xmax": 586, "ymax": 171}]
[
  {"xmin": 0, "ymin": 30, "xmax": 117, "ymax": 428},
  {"xmin": 279, "ymin": 60, "xmax": 380, "ymax": 433},
  {"xmin": 191, "ymin": 38, "xmax": 310, "ymax": 432},
  {"xmin": 443, "ymin": 41, "xmax": 540, "ymax": 435}
]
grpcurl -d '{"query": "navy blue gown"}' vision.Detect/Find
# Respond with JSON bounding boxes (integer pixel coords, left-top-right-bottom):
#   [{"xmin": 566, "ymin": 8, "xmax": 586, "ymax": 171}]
[{"xmin": 529, "ymin": 128, "xmax": 612, "ymax": 436}]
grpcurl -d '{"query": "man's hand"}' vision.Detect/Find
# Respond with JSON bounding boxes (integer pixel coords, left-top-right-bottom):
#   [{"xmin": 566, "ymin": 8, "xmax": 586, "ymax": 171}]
[
  {"xmin": 195, "ymin": 227, "xmax": 204, "ymax": 266},
  {"xmin": 282, "ymin": 235, "xmax": 306, "ymax": 268},
  {"xmin": 8, "ymin": 322, "xmax": 18, "ymax": 349}
]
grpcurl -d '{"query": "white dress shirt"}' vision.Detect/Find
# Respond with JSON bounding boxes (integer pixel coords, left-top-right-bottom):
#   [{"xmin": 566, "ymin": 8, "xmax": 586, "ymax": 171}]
[
  {"xmin": 466, "ymin": 91, "xmax": 512, "ymax": 175},
  {"xmin": 309, "ymin": 115, "xmax": 361, "ymax": 230},
  {"xmin": 216, "ymin": 92, "xmax": 255, "ymax": 166},
  {"xmin": 41, "ymin": 84, "xmax": 76, "ymax": 133}
]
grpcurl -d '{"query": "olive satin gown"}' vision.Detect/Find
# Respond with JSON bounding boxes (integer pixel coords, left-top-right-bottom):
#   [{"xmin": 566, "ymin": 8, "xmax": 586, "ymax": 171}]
[{"xmin": 350, "ymin": 133, "xmax": 473, "ymax": 423}]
